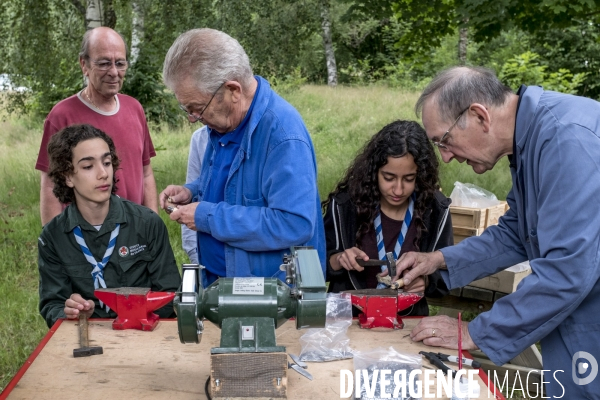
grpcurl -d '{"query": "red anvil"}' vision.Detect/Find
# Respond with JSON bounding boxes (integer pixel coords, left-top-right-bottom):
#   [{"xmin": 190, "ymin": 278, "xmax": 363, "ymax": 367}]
[
  {"xmin": 94, "ymin": 287, "xmax": 175, "ymax": 331},
  {"xmin": 344, "ymin": 289, "xmax": 424, "ymax": 329}
]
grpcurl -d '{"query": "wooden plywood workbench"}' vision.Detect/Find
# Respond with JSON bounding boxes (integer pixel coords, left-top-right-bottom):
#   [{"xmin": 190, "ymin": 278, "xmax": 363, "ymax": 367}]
[{"xmin": 2, "ymin": 318, "xmax": 503, "ymax": 400}]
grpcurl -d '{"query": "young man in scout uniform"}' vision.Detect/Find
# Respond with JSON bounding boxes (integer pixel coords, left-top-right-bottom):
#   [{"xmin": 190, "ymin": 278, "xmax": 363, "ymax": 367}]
[{"xmin": 38, "ymin": 124, "xmax": 181, "ymax": 328}]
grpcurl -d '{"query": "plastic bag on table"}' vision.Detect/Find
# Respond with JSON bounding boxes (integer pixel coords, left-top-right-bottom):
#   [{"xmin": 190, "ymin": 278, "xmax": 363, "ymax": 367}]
[
  {"xmin": 450, "ymin": 181, "xmax": 500, "ymax": 208},
  {"xmin": 353, "ymin": 346, "xmax": 422, "ymax": 400},
  {"xmin": 298, "ymin": 292, "xmax": 354, "ymax": 362}
]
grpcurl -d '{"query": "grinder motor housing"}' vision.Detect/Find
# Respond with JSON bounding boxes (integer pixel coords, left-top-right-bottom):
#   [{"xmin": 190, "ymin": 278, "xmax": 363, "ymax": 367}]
[{"xmin": 174, "ymin": 246, "xmax": 326, "ymax": 399}]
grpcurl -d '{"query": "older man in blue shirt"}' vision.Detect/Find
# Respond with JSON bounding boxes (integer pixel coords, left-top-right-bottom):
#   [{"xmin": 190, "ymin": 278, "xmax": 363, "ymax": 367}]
[
  {"xmin": 159, "ymin": 28, "xmax": 325, "ymax": 286},
  {"xmin": 394, "ymin": 66, "xmax": 600, "ymax": 397}
]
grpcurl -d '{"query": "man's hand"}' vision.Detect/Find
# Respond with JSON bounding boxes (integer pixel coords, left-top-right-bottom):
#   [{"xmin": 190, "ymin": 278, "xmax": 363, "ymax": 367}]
[
  {"xmin": 159, "ymin": 185, "xmax": 193, "ymax": 211},
  {"xmin": 330, "ymin": 247, "xmax": 369, "ymax": 271},
  {"xmin": 403, "ymin": 275, "xmax": 426, "ymax": 293},
  {"xmin": 410, "ymin": 315, "xmax": 478, "ymax": 350},
  {"xmin": 64, "ymin": 293, "xmax": 95, "ymax": 319},
  {"xmin": 393, "ymin": 251, "xmax": 446, "ymax": 285},
  {"xmin": 169, "ymin": 203, "xmax": 199, "ymax": 231}
]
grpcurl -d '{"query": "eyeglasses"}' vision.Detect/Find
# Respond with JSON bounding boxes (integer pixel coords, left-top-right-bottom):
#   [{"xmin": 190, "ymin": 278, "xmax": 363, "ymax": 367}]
[
  {"xmin": 179, "ymin": 82, "xmax": 225, "ymax": 123},
  {"xmin": 432, "ymin": 107, "xmax": 469, "ymax": 150},
  {"xmin": 92, "ymin": 59, "xmax": 128, "ymax": 71}
]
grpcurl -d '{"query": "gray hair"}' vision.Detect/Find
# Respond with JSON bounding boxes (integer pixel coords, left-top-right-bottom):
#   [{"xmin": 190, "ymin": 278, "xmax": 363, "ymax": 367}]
[
  {"xmin": 162, "ymin": 28, "xmax": 254, "ymax": 94},
  {"xmin": 79, "ymin": 27, "xmax": 128, "ymax": 61},
  {"xmin": 415, "ymin": 66, "xmax": 513, "ymax": 127}
]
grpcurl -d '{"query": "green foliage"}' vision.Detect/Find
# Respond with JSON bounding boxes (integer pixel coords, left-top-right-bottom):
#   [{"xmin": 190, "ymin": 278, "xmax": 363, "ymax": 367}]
[
  {"xmin": 499, "ymin": 51, "xmax": 587, "ymax": 93},
  {"xmin": 499, "ymin": 51, "xmax": 547, "ymax": 90},
  {"xmin": 529, "ymin": 22, "xmax": 600, "ymax": 99},
  {"xmin": 383, "ymin": 63, "xmax": 432, "ymax": 91},
  {"xmin": 338, "ymin": 29, "xmax": 460, "ymax": 90},
  {"xmin": 544, "ymin": 69, "xmax": 589, "ymax": 94},
  {"xmin": 391, "ymin": 0, "xmax": 460, "ymax": 57},
  {"xmin": 339, "ymin": 58, "xmax": 379, "ymax": 84},
  {"xmin": 268, "ymin": 67, "xmax": 308, "ymax": 96},
  {"xmin": 0, "ymin": 0, "xmax": 85, "ymax": 116},
  {"xmin": 216, "ymin": 1, "xmax": 321, "ymax": 80},
  {"xmin": 0, "ymin": 116, "xmax": 52, "ymax": 392},
  {"xmin": 4, "ymin": 0, "xmax": 600, "ymax": 125},
  {"xmin": 122, "ymin": 52, "xmax": 181, "ymax": 126},
  {"xmin": 468, "ymin": 29, "xmax": 532, "ymax": 73},
  {"xmin": 458, "ymin": 0, "xmax": 600, "ymax": 43},
  {"xmin": 336, "ymin": 5, "xmax": 409, "ymax": 75}
]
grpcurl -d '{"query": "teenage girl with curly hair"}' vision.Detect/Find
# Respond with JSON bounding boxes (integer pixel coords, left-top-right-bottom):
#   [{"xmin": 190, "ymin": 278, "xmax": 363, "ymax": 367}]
[{"xmin": 323, "ymin": 120, "xmax": 452, "ymax": 315}]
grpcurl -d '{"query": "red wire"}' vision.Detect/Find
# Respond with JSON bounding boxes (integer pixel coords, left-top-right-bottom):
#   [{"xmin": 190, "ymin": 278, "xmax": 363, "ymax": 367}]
[{"xmin": 458, "ymin": 312, "xmax": 463, "ymax": 370}]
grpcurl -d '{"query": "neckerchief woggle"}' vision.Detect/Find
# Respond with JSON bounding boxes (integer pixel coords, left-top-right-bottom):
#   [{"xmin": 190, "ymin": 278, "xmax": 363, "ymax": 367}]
[
  {"xmin": 374, "ymin": 194, "xmax": 414, "ymax": 288},
  {"xmin": 73, "ymin": 224, "xmax": 120, "ymax": 312}
]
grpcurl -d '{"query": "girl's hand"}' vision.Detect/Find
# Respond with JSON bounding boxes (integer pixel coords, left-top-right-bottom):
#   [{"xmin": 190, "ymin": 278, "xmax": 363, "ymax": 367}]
[{"xmin": 330, "ymin": 247, "xmax": 369, "ymax": 271}]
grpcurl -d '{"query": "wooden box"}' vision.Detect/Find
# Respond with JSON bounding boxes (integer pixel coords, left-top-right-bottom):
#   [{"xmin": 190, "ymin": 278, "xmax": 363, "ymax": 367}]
[
  {"xmin": 470, "ymin": 262, "xmax": 532, "ymax": 294},
  {"xmin": 453, "ymin": 226, "xmax": 484, "ymax": 244},
  {"xmin": 450, "ymin": 201, "xmax": 507, "ymax": 244},
  {"xmin": 450, "ymin": 201, "xmax": 507, "ymax": 229}
]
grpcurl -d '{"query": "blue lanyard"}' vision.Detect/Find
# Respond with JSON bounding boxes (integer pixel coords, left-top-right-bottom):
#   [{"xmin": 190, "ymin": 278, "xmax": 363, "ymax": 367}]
[{"xmin": 374, "ymin": 194, "xmax": 414, "ymax": 287}]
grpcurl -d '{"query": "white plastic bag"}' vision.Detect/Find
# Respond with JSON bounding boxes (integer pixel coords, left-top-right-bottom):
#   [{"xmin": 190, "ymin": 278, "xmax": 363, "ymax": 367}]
[
  {"xmin": 353, "ymin": 346, "xmax": 422, "ymax": 400},
  {"xmin": 450, "ymin": 182, "xmax": 500, "ymax": 208},
  {"xmin": 298, "ymin": 293, "xmax": 354, "ymax": 362}
]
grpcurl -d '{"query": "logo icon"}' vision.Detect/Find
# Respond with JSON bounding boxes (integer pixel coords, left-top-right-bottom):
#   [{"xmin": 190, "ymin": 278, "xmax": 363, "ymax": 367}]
[
  {"xmin": 572, "ymin": 351, "xmax": 598, "ymax": 386},
  {"xmin": 118, "ymin": 246, "xmax": 129, "ymax": 257}
]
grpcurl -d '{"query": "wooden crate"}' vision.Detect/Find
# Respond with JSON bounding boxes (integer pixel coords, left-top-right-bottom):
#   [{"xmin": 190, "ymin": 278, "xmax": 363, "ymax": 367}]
[
  {"xmin": 450, "ymin": 207, "xmax": 487, "ymax": 228},
  {"xmin": 450, "ymin": 201, "xmax": 507, "ymax": 229},
  {"xmin": 450, "ymin": 201, "xmax": 507, "ymax": 244},
  {"xmin": 453, "ymin": 226, "xmax": 484, "ymax": 244},
  {"xmin": 470, "ymin": 261, "xmax": 531, "ymax": 294}
]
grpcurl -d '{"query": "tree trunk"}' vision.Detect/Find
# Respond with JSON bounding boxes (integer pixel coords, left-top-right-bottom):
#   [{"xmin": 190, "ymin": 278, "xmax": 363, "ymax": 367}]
[
  {"xmin": 458, "ymin": 26, "xmax": 468, "ymax": 65},
  {"xmin": 131, "ymin": 1, "xmax": 144, "ymax": 64},
  {"xmin": 86, "ymin": 0, "xmax": 102, "ymax": 29},
  {"xmin": 102, "ymin": 0, "xmax": 117, "ymax": 29},
  {"xmin": 319, "ymin": 0, "xmax": 337, "ymax": 87}
]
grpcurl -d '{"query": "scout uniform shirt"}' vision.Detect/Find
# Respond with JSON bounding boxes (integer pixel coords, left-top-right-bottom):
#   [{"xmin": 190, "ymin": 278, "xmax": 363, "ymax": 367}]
[{"xmin": 38, "ymin": 195, "xmax": 181, "ymax": 328}]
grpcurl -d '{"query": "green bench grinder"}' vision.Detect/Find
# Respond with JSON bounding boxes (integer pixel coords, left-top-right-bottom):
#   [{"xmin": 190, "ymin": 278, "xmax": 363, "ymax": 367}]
[{"xmin": 174, "ymin": 246, "xmax": 327, "ymax": 399}]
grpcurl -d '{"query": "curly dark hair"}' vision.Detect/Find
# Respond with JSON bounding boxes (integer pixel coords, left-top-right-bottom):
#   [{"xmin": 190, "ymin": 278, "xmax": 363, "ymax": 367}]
[
  {"xmin": 47, "ymin": 124, "xmax": 120, "ymax": 204},
  {"xmin": 323, "ymin": 120, "xmax": 440, "ymax": 246}
]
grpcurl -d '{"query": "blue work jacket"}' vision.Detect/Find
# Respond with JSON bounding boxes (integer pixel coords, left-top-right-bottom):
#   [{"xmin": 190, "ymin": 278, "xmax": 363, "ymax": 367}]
[
  {"xmin": 185, "ymin": 76, "xmax": 325, "ymax": 283},
  {"xmin": 441, "ymin": 86, "xmax": 600, "ymax": 397}
]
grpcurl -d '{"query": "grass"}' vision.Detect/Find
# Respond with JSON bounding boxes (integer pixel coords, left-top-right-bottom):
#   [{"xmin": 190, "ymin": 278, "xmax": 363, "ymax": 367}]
[{"xmin": 0, "ymin": 84, "xmax": 513, "ymax": 393}]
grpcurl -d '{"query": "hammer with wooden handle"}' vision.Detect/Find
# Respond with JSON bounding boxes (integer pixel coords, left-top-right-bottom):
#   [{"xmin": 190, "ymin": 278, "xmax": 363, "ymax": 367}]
[
  {"xmin": 73, "ymin": 314, "xmax": 103, "ymax": 358},
  {"xmin": 355, "ymin": 252, "xmax": 405, "ymax": 289}
]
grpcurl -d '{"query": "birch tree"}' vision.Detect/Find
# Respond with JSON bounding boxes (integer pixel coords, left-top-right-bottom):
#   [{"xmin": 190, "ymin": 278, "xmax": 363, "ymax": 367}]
[
  {"xmin": 86, "ymin": 0, "xmax": 103, "ymax": 29},
  {"xmin": 319, "ymin": 0, "xmax": 338, "ymax": 87},
  {"xmin": 130, "ymin": 0, "xmax": 144, "ymax": 64}
]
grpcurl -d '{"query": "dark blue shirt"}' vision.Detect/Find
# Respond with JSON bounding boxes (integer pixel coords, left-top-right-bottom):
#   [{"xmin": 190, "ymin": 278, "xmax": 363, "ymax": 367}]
[{"xmin": 197, "ymin": 79, "xmax": 260, "ymax": 280}]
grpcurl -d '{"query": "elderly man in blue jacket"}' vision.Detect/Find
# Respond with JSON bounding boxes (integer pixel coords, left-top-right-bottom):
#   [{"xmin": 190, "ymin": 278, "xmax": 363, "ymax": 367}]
[
  {"xmin": 159, "ymin": 28, "xmax": 325, "ymax": 286},
  {"xmin": 393, "ymin": 66, "xmax": 600, "ymax": 397}
]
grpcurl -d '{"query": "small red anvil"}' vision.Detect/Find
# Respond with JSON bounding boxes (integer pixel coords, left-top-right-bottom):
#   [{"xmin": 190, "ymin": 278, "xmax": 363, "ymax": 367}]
[
  {"xmin": 94, "ymin": 287, "xmax": 175, "ymax": 331},
  {"xmin": 343, "ymin": 289, "xmax": 423, "ymax": 329}
]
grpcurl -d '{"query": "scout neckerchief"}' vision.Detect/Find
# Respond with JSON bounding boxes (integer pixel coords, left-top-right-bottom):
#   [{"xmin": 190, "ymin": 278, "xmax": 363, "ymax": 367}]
[
  {"xmin": 374, "ymin": 194, "xmax": 414, "ymax": 288},
  {"xmin": 73, "ymin": 224, "xmax": 120, "ymax": 312}
]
